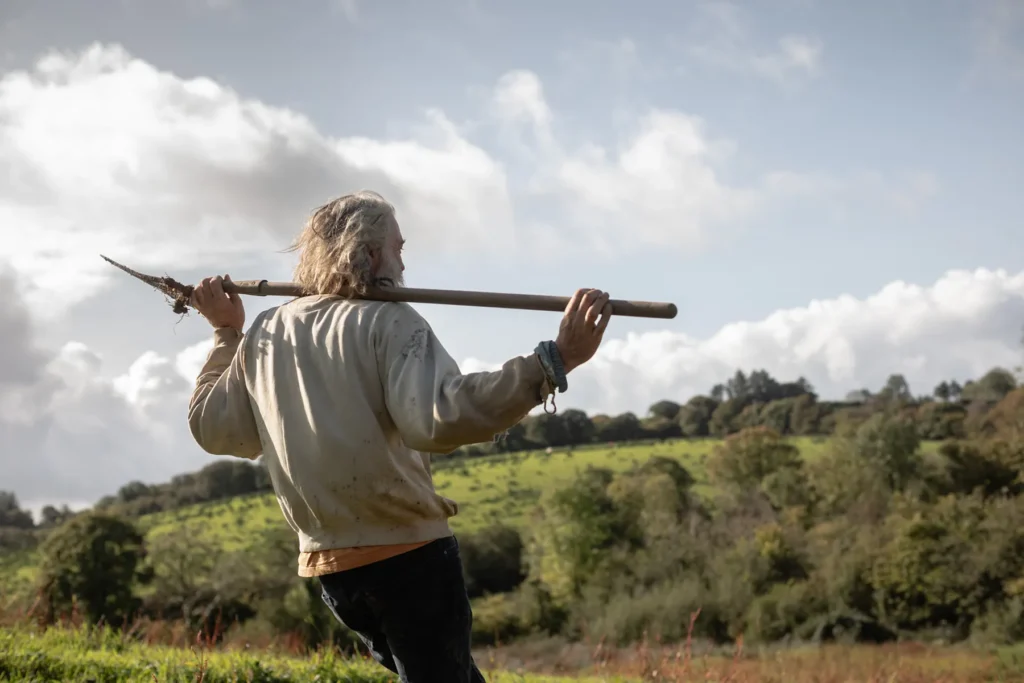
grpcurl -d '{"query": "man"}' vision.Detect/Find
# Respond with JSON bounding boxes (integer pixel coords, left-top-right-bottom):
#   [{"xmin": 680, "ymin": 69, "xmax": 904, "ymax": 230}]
[{"xmin": 186, "ymin": 190, "xmax": 612, "ymax": 682}]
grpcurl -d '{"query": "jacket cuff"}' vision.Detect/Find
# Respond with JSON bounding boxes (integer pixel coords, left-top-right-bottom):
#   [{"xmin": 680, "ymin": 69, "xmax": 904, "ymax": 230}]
[{"xmin": 213, "ymin": 327, "xmax": 243, "ymax": 346}]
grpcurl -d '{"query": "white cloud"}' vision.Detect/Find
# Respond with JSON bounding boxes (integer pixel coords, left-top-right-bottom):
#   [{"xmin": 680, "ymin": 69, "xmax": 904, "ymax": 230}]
[
  {"xmin": 113, "ymin": 351, "xmax": 183, "ymax": 409},
  {"xmin": 549, "ymin": 110, "xmax": 761, "ymax": 253},
  {"xmin": 749, "ymin": 35, "xmax": 823, "ymax": 82},
  {"xmin": 174, "ymin": 339, "xmax": 215, "ymax": 383},
  {"xmin": 0, "ymin": 43, "xmax": 515, "ymax": 315},
  {"xmin": 487, "ymin": 71, "xmax": 937, "ymax": 254},
  {"xmin": 685, "ymin": 1, "xmax": 823, "ymax": 84},
  {"xmin": 1, "ymin": 331, "xmax": 202, "ymax": 508},
  {"xmin": 464, "ymin": 268, "xmax": 1024, "ymax": 416},
  {"xmin": 0, "ymin": 264, "xmax": 214, "ymax": 508},
  {"xmin": 490, "ymin": 73, "xmax": 823, "ymax": 254},
  {"xmin": 0, "ymin": 41, "xmax": 909, "ymax": 321},
  {"xmin": 491, "ymin": 70, "xmax": 553, "ymax": 138}
]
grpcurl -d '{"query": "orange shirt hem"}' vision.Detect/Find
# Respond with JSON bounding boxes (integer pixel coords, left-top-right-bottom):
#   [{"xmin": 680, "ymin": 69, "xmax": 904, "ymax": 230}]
[{"xmin": 297, "ymin": 540, "xmax": 433, "ymax": 577}]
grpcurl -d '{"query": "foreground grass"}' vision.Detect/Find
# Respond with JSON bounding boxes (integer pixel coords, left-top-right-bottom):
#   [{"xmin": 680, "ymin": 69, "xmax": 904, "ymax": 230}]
[
  {"xmin": 591, "ymin": 642, "xmax": 1024, "ymax": 683},
  {"xmin": 2, "ymin": 623, "xmax": 1021, "ymax": 683},
  {"xmin": 0, "ymin": 625, "xmax": 601, "ymax": 682}
]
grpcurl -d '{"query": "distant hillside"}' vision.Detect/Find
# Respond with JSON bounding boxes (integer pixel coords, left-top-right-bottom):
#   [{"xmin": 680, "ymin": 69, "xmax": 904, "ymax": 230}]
[{"xmin": 1, "ymin": 435, "xmax": 947, "ymax": 602}]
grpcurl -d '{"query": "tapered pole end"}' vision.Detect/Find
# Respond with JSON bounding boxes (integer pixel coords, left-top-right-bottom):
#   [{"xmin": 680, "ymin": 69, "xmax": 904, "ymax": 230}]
[{"xmin": 100, "ymin": 254, "xmax": 194, "ymax": 315}]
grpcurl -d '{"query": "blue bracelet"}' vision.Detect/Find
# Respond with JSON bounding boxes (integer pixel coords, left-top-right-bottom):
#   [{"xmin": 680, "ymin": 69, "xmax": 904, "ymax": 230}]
[{"xmin": 535, "ymin": 341, "xmax": 568, "ymax": 394}]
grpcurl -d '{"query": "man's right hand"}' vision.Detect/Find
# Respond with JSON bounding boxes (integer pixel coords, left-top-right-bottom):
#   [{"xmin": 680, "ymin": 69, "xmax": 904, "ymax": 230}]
[{"xmin": 555, "ymin": 288, "xmax": 613, "ymax": 373}]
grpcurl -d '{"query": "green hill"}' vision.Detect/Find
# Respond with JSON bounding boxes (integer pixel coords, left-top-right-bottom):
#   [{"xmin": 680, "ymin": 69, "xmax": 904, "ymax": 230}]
[
  {"xmin": 0, "ymin": 436, "xmax": 939, "ymax": 600},
  {"xmin": 138, "ymin": 437, "xmax": 835, "ymax": 543}
]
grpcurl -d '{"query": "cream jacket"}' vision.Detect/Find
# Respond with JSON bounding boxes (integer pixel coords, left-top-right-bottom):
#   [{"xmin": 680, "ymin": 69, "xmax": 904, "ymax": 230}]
[{"xmin": 187, "ymin": 295, "xmax": 554, "ymax": 554}]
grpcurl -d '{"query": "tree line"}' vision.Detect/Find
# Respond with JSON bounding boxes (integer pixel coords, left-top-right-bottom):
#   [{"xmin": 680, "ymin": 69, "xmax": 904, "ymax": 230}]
[{"xmin": 1, "ymin": 365, "xmax": 1018, "ymax": 540}]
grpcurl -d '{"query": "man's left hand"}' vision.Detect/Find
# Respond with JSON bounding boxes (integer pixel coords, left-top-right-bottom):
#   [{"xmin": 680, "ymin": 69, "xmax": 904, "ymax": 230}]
[{"xmin": 192, "ymin": 275, "xmax": 245, "ymax": 331}]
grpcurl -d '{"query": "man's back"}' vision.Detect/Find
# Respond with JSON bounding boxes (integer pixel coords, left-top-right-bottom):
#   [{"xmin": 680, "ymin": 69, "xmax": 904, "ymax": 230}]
[
  {"xmin": 239, "ymin": 295, "xmax": 458, "ymax": 553},
  {"xmin": 184, "ymin": 190, "xmax": 613, "ymax": 682}
]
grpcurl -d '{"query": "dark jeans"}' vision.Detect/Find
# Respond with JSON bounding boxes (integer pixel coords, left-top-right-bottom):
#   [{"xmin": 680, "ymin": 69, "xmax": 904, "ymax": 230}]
[{"xmin": 319, "ymin": 535, "xmax": 486, "ymax": 683}]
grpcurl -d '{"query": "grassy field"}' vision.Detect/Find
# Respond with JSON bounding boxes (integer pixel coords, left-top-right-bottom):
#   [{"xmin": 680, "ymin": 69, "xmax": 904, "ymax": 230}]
[
  {"xmin": 0, "ymin": 436, "xmax": 933, "ymax": 600},
  {"xmin": 139, "ymin": 436, "xmax": 838, "ymax": 542},
  {"xmin": 2, "ymin": 623, "xmax": 1021, "ymax": 682},
  {"xmin": 0, "ymin": 625, "xmax": 594, "ymax": 682}
]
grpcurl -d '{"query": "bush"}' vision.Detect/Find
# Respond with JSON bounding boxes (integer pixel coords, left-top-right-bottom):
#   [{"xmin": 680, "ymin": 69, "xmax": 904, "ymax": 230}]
[
  {"xmin": 460, "ymin": 524, "xmax": 526, "ymax": 598},
  {"xmin": 579, "ymin": 577, "xmax": 720, "ymax": 645},
  {"xmin": 744, "ymin": 581, "xmax": 825, "ymax": 643},
  {"xmin": 36, "ymin": 512, "xmax": 151, "ymax": 627}
]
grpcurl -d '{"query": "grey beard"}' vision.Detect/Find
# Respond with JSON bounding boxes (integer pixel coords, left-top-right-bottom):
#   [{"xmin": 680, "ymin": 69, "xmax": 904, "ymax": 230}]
[
  {"xmin": 373, "ymin": 258, "xmax": 404, "ymax": 288},
  {"xmin": 373, "ymin": 274, "xmax": 404, "ymax": 288}
]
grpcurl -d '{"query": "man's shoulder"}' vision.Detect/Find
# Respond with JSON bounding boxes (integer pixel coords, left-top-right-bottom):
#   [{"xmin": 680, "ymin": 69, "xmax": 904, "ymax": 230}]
[{"xmin": 256, "ymin": 296, "xmax": 428, "ymax": 331}]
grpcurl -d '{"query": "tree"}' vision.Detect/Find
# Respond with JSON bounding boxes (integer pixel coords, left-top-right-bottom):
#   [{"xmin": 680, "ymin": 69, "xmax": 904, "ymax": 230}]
[
  {"xmin": 38, "ymin": 512, "xmax": 151, "ymax": 626},
  {"xmin": 195, "ymin": 460, "xmax": 260, "ymax": 500},
  {"xmin": 934, "ymin": 381, "xmax": 951, "ymax": 402},
  {"xmin": 561, "ymin": 408, "xmax": 596, "ymax": 446},
  {"xmin": 526, "ymin": 413, "xmax": 570, "ymax": 447},
  {"xmin": 869, "ymin": 496, "xmax": 988, "ymax": 631},
  {"xmin": 709, "ymin": 399, "xmax": 745, "ymax": 437},
  {"xmin": 0, "ymin": 491, "xmax": 34, "ymax": 529},
  {"xmin": 493, "ymin": 423, "xmax": 533, "ymax": 453},
  {"xmin": 748, "ymin": 369, "xmax": 782, "ymax": 402},
  {"xmin": 707, "ymin": 427, "xmax": 803, "ymax": 491},
  {"xmin": 727, "ymin": 370, "xmax": 750, "ymax": 401},
  {"xmin": 39, "ymin": 504, "xmax": 75, "ymax": 528},
  {"xmin": 880, "ymin": 374, "xmax": 912, "ymax": 404},
  {"xmin": 678, "ymin": 396, "xmax": 719, "ymax": 437},
  {"xmin": 853, "ymin": 413, "xmax": 922, "ymax": 492},
  {"xmin": 525, "ymin": 467, "xmax": 634, "ymax": 605},
  {"xmin": 961, "ymin": 368, "xmax": 1018, "ymax": 403},
  {"xmin": 460, "ymin": 524, "xmax": 526, "ymax": 598},
  {"xmin": 117, "ymin": 480, "xmax": 153, "ymax": 504},
  {"xmin": 648, "ymin": 400, "xmax": 681, "ymax": 421},
  {"xmin": 788, "ymin": 394, "xmax": 823, "ymax": 435},
  {"xmin": 594, "ymin": 413, "xmax": 644, "ymax": 442}
]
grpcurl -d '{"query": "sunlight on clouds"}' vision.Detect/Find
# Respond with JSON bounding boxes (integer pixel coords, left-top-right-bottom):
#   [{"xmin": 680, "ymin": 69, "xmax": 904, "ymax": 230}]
[
  {"xmin": 464, "ymin": 268, "xmax": 1024, "ymax": 416},
  {"xmin": 490, "ymin": 71, "xmax": 821, "ymax": 253},
  {"xmin": 0, "ymin": 43, "xmax": 514, "ymax": 313},
  {"xmin": 551, "ymin": 110, "xmax": 759, "ymax": 252},
  {"xmin": 113, "ymin": 351, "xmax": 182, "ymax": 409},
  {"xmin": 491, "ymin": 70, "xmax": 553, "ymax": 132},
  {"xmin": 1, "ymin": 40, "xmax": 916, "ymax": 316},
  {"xmin": 174, "ymin": 339, "xmax": 215, "ymax": 383}
]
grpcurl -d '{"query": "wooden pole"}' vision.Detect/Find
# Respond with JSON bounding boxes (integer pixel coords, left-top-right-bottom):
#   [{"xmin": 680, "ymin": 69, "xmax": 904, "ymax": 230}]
[{"xmin": 101, "ymin": 255, "xmax": 678, "ymax": 320}]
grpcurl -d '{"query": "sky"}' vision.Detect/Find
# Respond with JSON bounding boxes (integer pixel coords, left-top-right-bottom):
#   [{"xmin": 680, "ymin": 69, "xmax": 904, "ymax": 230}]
[{"xmin": 1, "ymin": 0, "xmax": 1023, "ymax": 514}]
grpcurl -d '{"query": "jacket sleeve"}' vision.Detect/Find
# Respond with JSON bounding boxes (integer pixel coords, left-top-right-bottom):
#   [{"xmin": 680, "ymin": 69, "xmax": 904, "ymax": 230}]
[
  {"xmin": 187, "ymin": 327, "xmax": 263, "ymax": 459},
  {"xmin": 376, "ymin": 303, "xmax": 555, "ymax": 453}
]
